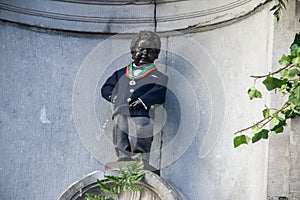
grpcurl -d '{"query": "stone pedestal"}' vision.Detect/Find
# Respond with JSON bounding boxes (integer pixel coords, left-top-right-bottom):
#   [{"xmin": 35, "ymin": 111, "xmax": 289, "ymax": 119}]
[{"xmin": 57, "ymin": 164, "xmax": 186, "ymax": 200}]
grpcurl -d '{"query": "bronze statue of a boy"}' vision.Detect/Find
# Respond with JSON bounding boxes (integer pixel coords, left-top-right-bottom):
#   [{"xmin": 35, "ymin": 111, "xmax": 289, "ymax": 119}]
[{"xmin": 101, "ymin": 31, "xmax": 168, "ymax": 163}]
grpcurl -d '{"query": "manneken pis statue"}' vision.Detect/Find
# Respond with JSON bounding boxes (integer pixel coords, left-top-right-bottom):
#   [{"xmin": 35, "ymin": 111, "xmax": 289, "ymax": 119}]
[{"xmin": 101, "ymin": 31, "xmax": 168, "ymax": 163}]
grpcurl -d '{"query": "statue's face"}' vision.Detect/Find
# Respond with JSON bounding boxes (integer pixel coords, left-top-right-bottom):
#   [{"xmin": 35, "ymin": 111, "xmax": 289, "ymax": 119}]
[{"xmin": 131, "ymin": 39, "xmax": 157, "ymax": 66}]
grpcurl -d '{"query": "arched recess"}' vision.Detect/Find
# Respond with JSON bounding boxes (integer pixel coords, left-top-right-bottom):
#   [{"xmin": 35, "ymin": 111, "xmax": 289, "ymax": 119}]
[{"xmin": 0, "ymin": 0, "xmax": 265, "ymax": 33}]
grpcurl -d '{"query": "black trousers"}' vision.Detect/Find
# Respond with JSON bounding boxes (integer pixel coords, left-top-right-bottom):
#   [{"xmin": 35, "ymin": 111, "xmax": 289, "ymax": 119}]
[{"xmin": 113, "ymin": 115, "xmax": 153, "ymax": 162}]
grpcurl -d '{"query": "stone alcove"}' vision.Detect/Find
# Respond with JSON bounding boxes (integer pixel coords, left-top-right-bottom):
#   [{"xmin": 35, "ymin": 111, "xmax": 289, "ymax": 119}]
[{"xmin": 0, "ymin": 0, "xmax": 277, "ymax": 199}]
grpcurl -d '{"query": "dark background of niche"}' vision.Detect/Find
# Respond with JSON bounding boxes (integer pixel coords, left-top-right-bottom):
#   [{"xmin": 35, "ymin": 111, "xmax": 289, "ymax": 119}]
[{"xmin": 161, "ymin": 51, "xmax": 210, "ymax": 150}]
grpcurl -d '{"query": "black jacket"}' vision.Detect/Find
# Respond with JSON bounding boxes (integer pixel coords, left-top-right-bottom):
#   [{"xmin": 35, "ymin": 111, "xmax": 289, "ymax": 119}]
[{"xmin": 101, "ymin": 64, "xmax": 168, "ymax": 117}]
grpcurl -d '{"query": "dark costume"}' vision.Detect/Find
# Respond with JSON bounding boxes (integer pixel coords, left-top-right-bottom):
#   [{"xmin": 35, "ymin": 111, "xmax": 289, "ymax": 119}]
[{"xmin": 101, "ymin": 63, "xmax": 168, "ymax": 161}]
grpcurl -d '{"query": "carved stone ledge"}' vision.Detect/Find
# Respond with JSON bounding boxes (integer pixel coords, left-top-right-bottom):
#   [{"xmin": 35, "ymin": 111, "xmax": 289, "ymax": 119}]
[
  {"xmin": 0, "ymin": 0, "xmax": 265, "ymax": 33},
  {"xmin": 0, "ymin": 0, "xmax": 155, "ymax": 33},
  {"xmin": 53, "ymin": 0, "xmax": 183, "ymax": 5},
  {"xmin": 156, "ymin": 0, "xmax": 264, "ymax": 31}
]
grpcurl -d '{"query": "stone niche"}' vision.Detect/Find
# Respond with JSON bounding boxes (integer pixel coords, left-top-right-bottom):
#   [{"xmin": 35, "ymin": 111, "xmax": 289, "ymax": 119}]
[
  {"xmin": 0, "ymin": 0, "xmax": 264, "ymax": 33},
  {"xmin": 0, "ymin": 0, "xmax": 271, "ymax": 199}
]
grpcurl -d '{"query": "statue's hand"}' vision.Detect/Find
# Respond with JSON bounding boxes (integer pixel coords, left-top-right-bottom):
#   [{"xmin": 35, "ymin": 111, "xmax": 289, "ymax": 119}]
[
  {"xmin": 129, "ymin": 99, "xmax": 144, "ymax": 110},
  {"xmin": 112, "ymin": 96, "xmax": 117, "ymax": 104}
]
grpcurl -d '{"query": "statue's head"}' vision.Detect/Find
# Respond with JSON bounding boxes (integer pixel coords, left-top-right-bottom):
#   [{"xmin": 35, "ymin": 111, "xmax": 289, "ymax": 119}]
[{"xmin": 130, "ymin": 30, "xmax": 161, "ymax": 66}]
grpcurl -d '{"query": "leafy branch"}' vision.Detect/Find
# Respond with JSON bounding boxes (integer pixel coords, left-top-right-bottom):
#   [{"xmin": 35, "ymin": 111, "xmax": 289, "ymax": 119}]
[
  {"xmin": 234, "ymin": 104, "xmax": 288, "ymax": 135},
  {"xmin": 250, "ymin": 64, "xmax": 292, "ymax": 79},
  {"xmin": 264, "ymin": 0, "xmax": 289, "ymax": 21},
  {"xmin": 234, "ymin": 33, "xmax": 300, "ymax": 148},
  {"xmin": 85, "ymin": 156, "xmax": 145, "ymax": 200}
]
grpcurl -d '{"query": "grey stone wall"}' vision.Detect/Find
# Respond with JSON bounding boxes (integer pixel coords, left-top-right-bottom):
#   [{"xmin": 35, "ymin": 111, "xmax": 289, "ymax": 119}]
[
  {"xmin": 161, "ymin": 7, "xmax": 273, "ymax": 199},
  {"xmin": 290, "ymin": 117, "xmax": 300, "ymax": 200},
  {"xmin": 0, "ymin": 22, "xmax": 104, "ymax": 200},
  {"xmin": 0, "ymin": 2, "xmax": 277, "ymax": 200},
  {"xmin": 267, "ymin": 1, "xmax": 300, "ymax": 200}
]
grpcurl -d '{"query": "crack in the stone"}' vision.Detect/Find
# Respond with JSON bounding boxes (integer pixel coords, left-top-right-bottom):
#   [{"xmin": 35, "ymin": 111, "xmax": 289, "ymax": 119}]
[{"xmin": 154, "ymin": 0, "xmax": 157, "ymax": 32}]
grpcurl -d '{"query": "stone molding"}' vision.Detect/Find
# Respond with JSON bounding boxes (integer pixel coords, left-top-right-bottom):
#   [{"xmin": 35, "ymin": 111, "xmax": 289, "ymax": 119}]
[
  {"xmin": 54, "ymin": 0, "xmax": 183, "ymax": 5},
  {"xmin": 156, "ymin": 0, "xmax": 264, "ymax": 31},
  {"xmin": 0, "ymin": 0, "xmax": 264, "ymax": 33}
]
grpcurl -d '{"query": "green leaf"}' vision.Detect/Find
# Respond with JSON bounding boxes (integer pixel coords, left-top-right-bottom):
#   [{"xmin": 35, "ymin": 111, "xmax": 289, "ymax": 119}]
[
  {"xmin": 271, "ymin": 117, "xmax": 280, "ymax": 128},
  {"xmin": 292, "ymin": 57, "xmax": 300, "ymax": 66},
  {"xmin": 263, "ymin": 76, "xmax": 286, "ymax": 91},
  {"xmin": 291, "ymin": 79, "xmax": 300, "ymax": 86},
  {"xmin": 294, "ymin": 86, "xmax": 300, "ymax": 99},
  {"xmin": 271, "ymin": 117, "xmax": 286, "ymax": 133},
  {"xmin": 292, "ymin": 32, "xmax": 300, "ymax": 46},
  {"xmin": 280, "ymin": 69, "xmax": 288, "ymax": 78},
  {"xmin": 264, "ymin": 0, "xmax": 273, "ymax": 4},
  {"xmin": 89, "ymin": 155, "xmax": 145, "ymax": 200},
  {"xmin": 282, "ymin": 106, "xmax": 294, "ymax": 118},
  {"xmin": 289, "ymin": 97, "xmax": 300, "ymax": 106},
  {"xmin": 252, "ymin": 129, "xmax": 269, "ymax": 143},
  {"xmin": 234, "ymin": 135, "xmax": 251, "ymax": 148},
  {"xmin": 262, "ymin": 107, "xmax": 270, "ymax": 118},
  {"xmin": 248, "ymin": 86, "xmax": 262, "ymax": 100},
  {"xmin": 279, "ymin": 54, "xmax": 292, "ymax": 65},
  {"xmin": 252, "ymin": 133, "xmax": 261, "ymax": 143},
  {"xmin": 84, "ymin": 193, "xmax": 111, "ymax": 200},
  {"xmin": 97, "ymin": 179, "xmax": 114, "ymax": 194},
  {"xmin": 290, "ymin": 44, "xmax": 299, "ymax": 56},
  {"xmin": 273, "ymin": 126, "xmax": 284, "ymax": 133},
  {"xmin": 128, "ymin": 185, "xmax": 145, "ymax": 192},
  {"xmin": 251, "ymin": 125, "xmax": 261, "ymax": 134},
  {"xmin": 105, "ymin": 176, "xmax": 120, "ymax": 184},
  {"xmin": 119, "ymin": 167, "xmax": 127, "ymax": 177},
  {"xmin": 279, "ymin": 0, "xmax": 286, "ymax": 9},
  {"xmin": 270, "ymin": 4, "xmax": 279, "ymax": 11},
  {"xmin": 262, "ymin": 130, "xmax": 269, "ymax": 139},
  {"xmin": 287, "ymin": 68, "xmax": 300, "ymax": 79}
]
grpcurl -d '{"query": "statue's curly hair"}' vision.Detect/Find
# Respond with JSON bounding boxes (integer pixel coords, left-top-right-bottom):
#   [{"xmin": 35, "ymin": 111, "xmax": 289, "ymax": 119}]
[{"xmin": 130, "ymin": 31, "xmax": 161, "ymax": 59}]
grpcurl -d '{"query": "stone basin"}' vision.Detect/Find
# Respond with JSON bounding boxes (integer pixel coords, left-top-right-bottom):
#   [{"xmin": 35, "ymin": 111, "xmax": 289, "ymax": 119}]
[{"xmin": 58, "ymin": 167, "xmax": 186, "ymax": 200}]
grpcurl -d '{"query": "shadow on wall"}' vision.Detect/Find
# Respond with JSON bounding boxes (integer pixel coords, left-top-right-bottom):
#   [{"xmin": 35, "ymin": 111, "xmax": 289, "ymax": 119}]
[{"xmin": 159, "ymin": 51, "xmax": 212, "ymax": 170}]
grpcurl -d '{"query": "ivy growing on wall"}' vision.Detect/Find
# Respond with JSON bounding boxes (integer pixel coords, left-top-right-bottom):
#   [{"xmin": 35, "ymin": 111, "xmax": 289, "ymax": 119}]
[
  {"xmin": 234, "ymin": 33, "xmax": 300, "ymax": 147},
  {"xmin": 234, "ymin": 0, "xmax": 300, "ymax": 147}
]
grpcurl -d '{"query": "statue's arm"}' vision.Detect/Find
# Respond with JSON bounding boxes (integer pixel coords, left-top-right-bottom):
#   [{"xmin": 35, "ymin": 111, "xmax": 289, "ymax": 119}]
[
  {"xmin": 101, "ymin": 71, "xmax": 118, "ymax": 102},
  {"xmin": 139, "ymin": 74, "xmax": 168, "ymax": 109}
]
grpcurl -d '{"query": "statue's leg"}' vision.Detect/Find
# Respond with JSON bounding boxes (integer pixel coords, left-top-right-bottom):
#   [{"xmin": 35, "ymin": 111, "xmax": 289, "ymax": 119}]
[
  {"xmin": 113, "ymin": 114, "xmax": 131, "ymax": 160},
  {"xmin": 129, "ymin": 117, "xmax": 153, "ymax": 162}
]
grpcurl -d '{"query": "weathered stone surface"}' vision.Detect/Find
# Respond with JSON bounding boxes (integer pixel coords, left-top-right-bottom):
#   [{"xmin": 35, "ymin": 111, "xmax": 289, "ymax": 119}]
[
  {"xmin": 161, "ymin": 7, "xmax": 273, "ymax": 200},
  {"xmin": 0, "ymin": 22, "xmax": 104, "ymax": 200},
  {"xmin": 267, "ymin": 1, "xmax": 300, "ymax": 199},
  {"xmin": 0, "ymin": 2, "xmax": 276, "ymax": 200},
  {"xmin": 0, "ymin": 0, "xmax": 155, "ymax": 33},
  {"xmin": 0, "ymin": 0, "xmax": 265, "ymax": 33},
  {"xmin": 290, "ymin": 117, "xmax": 300, "ymax": 199},
  {"xmin": 156, "ymin": 0, "xmax": 264, "ymax": 31}
]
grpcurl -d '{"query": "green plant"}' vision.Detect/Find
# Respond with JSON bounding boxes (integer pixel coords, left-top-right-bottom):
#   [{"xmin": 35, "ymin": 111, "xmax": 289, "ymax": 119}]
[
  {"xmin": 84, "ymin": 156, "xmax": 145, "ymax": 200},
  {"xmin": 264, "ymin": 0, "xmax": 289, "ymax": 21},
  {"xmin": 234, "ymin": 33, "xmax": 300, "ymax": 148},
  {"xmin": 85, "ymin": 194, "xmax": 114, "ymax": 200}
]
